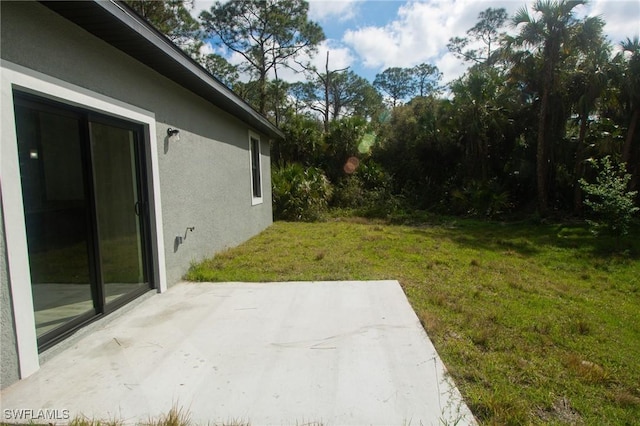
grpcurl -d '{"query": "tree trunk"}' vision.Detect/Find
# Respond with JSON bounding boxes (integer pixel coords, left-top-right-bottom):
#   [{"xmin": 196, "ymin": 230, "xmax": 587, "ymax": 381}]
[
  {"xmin": 536, "ymin": 49, "xmax": 556, "ymax": 217},
  {"xmin": 537, "ymin": 86, "xmax": 550, "ymax": 216},
  {"xmin": 573, "ymin": 114, "xmax": 588, "ymax": 214},
  {"xmin": 623, "ymin": 108, "xmax": 639, "ymax": 192},
  {"xmin": 323, "ymin": 51, "xmax": 330, "ymax": 133},
  {"xmin": 622, "ymin": 108, "xmax": 638, "ymax": 164},
  {"xmin": 273, "ymin": 66, "xmax": 279, "ymax": 127},
  {"xmin": 258, "ymin": 68, "xmax": 267, "ymax": 115}
]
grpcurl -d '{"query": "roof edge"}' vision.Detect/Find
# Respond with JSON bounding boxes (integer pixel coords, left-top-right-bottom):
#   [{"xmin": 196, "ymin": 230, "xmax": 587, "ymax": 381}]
[{"xmin": 41, "ymin": 0, "xmax": 283, "ymax": 140}]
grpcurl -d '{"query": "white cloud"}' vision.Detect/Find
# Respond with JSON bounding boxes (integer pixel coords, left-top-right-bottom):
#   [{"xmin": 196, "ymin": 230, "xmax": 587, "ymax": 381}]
[
  {"xmin": 436, "ymin": 52, "xmax": 468, "ymax": 86},
  {"xmin": 342, "ymin": 26, "xmax": 400, "ymax": 68},
  {"xmin": 342, "ymin": 0, "xmax": 521, "ymax": 76},
  {"xmin": 589, "ymin": 0, "xmax": 640, "ymax": 45},
  {"xmin": 271, "ymin": 40, "xmax": 356, "ymax": 83},
  {"xmin": 192, "ymin": 0, "xmax": 637, "ymax": 87},
  {"xmin": 341, "ymin": 0, "xmax": 634, "ymax": 83},
  {"xmin": 191, "ymin": 0, "xmax": 215, "ymax": 18},
  {"xmin": 311, "ymin": 40, "xmax": 355, "ymax": 71},
  {"xmin": 196, "ymin": 0, "xmax": 361, "ymax": 24},
  {"xmin": 308, "ymin": 0, "xmax": 360, "ymax": 23},
  {"xmin": 198, "ymin": 41, "xmax": 215, "ymax": 56}
]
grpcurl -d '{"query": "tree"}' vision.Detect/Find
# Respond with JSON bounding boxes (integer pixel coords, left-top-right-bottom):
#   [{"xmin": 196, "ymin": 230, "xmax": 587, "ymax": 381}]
[
  {"xmin": 374, "ymin": 97, "xmax": 460, "ymax": 206},
  {"xmin": 200, "ymin": 0, "xmax": 324, "ymax": 115},
  {"xmin": 617, "ymin": 37, "xmax": 640, "ymax": 192},
  {"xmin": 126, "ymin": 0, "xmax": 201, "ymax": 54},
  {"xmin": 450, "ymin": 67, "xmax": 512, "ymax": 183},
  {"xmin": 322, "ymin": 116, "xmax": 368, "ymax": 183},
  {"xmin": 296, "ymin": 51, "xmax": 349, "ymax": 132},
  {"xmin": 322, "ymin": 70, "xmax": 383, "ymax": 125},
  {"xmin": 510, "ymin": 0, "xmax": 588, "ymax": 215},
  {"xmin": 293, "ymin": 53, "xmax": 382, "ymax": 132},
  {"xmin": 274, "ymin": 113, "xmax": 323, "ymax": 165},
  {"xmin": 410, "ymin": 63, "xmax": 442, "ymax": 97},
  {"xmin": 448, "ymin": 8, "xmax": 509, "ymax": 66},
  {"xmin": 125, "ymin": 0, "xmax": 244, "ymax": 90},
  {"xmin": 568, "ymin": 18, "xmax": 609, "ymax": 212},
  {"xmin": 200, "ymin": 53, "xmax": 239, "ymax": 88},
  {"xmin": 373, "ymin": 67, "xmax": 413, "ymax": 108}
]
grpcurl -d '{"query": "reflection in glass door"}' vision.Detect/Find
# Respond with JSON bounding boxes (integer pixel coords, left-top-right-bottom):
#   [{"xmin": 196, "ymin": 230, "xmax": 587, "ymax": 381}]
[
  {"xmin": 15, "ymin": 103, "xmax": 95, "ymax": 339},
  {"xmin": 90, "ymin": 121, "xmax": 147, "ymax": 303},
  {"xmin": 14, "ymin": 95, "xmax": 152, "ymax": 350}
]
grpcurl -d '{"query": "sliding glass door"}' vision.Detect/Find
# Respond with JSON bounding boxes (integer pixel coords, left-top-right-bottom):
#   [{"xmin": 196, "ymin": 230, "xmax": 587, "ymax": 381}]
[
  {"xmin": 90, "ymin": 121, "xmax": 148, "ymax": 303},
  {"xmin": 14, "ymin": 94, "xmax": 152, "ymax": 350}
]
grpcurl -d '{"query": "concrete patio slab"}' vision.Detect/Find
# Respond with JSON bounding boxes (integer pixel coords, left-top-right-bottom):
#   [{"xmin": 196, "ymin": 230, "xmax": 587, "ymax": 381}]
[{"xmin": 1, "ymin": 281, "xmax": 476, "ymax": 425}]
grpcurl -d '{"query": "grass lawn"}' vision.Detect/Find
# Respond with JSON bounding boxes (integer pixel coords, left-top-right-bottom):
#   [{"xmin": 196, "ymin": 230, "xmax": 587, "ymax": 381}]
[{"xmin": 186, "ymin": 216, "xmax": 640, "ymax": 425}]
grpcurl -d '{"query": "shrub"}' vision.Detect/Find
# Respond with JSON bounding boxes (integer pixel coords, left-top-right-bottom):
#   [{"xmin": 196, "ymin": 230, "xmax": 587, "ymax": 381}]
[
  {"xmin": 272, "ymin": 163, "xmax": 333, "ymax": 222},
  {"xmin": 332, "ymin": 176, "xmax": 366, "ymax": 208},
  {"xmin": 579, "ymin": 156, "xmax": 639, "ymax": 238},
  {"xmin": 450, "ymin": 179, "xmax": 511, "ymax": 218},
  {"xmin": 331, "ymin": 159, "xmax": 402, "ymax": 217}
]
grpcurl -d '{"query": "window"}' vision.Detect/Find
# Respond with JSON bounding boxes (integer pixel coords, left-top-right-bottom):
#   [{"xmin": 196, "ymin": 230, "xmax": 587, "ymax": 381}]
[{"xmin": 249, "ymin": 131, "xmax": 263, "ymax": 204}]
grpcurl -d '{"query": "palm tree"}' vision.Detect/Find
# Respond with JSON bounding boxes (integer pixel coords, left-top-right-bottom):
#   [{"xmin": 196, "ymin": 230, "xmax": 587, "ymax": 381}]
[
  {"xmin": 569, "ymin": 17, "xmax": 609, "ymax": 212},
  {"xmin": 619, "ymin": 37, "xmax": 640, "ymax": 191},
  {"xmin": 451, "ymin": 66, "xmax": 511, "ymax": 183},
  {"xmin": 510, "ymin": 0, "xmax": 586, "ymax": 215}
]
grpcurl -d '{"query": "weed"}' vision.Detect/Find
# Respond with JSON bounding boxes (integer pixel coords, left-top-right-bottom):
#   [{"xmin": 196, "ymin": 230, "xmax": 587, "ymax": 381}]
[
  {"xmin": 470, "ymin": 329, "xmax": 491, "ymax": 349},
  {"xmin": 68, "ymin": 418, "xmax": 124, "ymax": 426},
  {"xmin": 536, "ymin": 396, "xmax": 583, "ymax": 424},
  {"xmin": 570, "ymin": 318, "xmax": 592, "ymax": 336},
  {"xmin": 610, "ymin": 389, "xmax": 640, "ymax": 407},
  {"xmin": 565, "ymin": 354, "xmax": 609, "ymax": 384}
]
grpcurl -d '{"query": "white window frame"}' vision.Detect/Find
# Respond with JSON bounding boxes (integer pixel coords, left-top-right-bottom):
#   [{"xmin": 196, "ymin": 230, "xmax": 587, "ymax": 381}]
[
  {"xmin": 1, "ymin": 59, "xmax": 167, "ymax": 379},
  {"xmin": 249, "ymin": 130, "xmax": 263, "ymax": 205}
]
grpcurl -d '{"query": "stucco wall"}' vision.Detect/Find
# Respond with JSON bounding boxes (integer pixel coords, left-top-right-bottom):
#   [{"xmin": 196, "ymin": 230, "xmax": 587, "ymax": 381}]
[
  {"xmin": 0, "ymin": 196, "xmax": 20, "ymax": 389},
  {"xmin": 1, "ymin": 1, "xmax": 273, "ymax": 286}
]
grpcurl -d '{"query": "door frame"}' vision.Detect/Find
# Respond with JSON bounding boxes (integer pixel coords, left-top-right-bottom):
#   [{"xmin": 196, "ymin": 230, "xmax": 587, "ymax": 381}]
[
  {"xmin": 87, "ymin": 113, "xmax": 152, "ymax": 315},
  {"xmin": 1, "ymin": 60, "xmax": 167, "ymax": 379},
  {"xmin": 14, "ymin": 93, "xmax": 155, "ymax": 350}
]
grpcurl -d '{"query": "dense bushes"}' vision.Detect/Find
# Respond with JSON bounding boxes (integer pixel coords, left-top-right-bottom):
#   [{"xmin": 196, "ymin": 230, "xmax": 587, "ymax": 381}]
[
  {"xmin": 450, "ymin": 179, "xmax": 512, "ymax": 218},
  {"xmin": 331, "ymin": 160, "xmax": 401, "ymax": 217},
  {"xmin": 272, "ymin": 163, "xmax": 332, "ymax": 221},
  {"xmin": 272, "ymin": 115, "xmax": 407, "ymax": 221},
  {"xmin": 272, "ymin": 159, "xmax": 403, "ymax": 221}
]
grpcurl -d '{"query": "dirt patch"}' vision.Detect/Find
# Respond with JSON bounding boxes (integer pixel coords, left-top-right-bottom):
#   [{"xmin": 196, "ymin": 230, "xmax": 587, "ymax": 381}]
[{"xmin": 536, "ymin": 396, "xmax": 583, "ymax": 424}]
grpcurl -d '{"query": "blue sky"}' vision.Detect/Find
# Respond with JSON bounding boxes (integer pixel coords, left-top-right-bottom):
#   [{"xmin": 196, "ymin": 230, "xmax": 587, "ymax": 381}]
[{"xmin": 194, "ymin": 0, "xmax": 640, "ymax": 86}]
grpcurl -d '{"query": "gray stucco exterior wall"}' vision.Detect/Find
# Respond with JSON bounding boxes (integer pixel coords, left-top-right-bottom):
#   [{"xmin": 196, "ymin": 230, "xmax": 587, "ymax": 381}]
[
  {"xmin": 1, "ymin": 196, "xmax": 20, "ymax": 390},
  {"xmin": 1, "ymin": 1, "xmax": 274, "ymax": 387},
  {"xmin": 1, "ymin": 1, "xmax": 273, "ymax": 286}
]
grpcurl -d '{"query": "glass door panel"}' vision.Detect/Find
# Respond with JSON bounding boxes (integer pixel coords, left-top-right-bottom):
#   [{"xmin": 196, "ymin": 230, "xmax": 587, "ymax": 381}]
[
  {"xmin": 15, "ymin": 104, "xmax": 96, "ymax": 338},
  {"xmin": 15, "ymin": 94, "xmax": 152, "ymax": 349},
  {"xmin": 89, "ymin": 121, "xmax": 147, "ymax": 304}
]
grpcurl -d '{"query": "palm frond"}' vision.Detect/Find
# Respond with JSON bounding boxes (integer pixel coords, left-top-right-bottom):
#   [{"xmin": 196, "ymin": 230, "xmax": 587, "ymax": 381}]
[{"xmin": 512, "ymin": 5, "xmax": 533, "ymax": 27}]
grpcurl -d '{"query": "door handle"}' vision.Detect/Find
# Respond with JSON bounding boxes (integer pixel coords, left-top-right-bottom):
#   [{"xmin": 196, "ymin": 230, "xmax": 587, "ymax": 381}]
[{"xmin": 134, "ymin": 201, "xmax": 141, "ymax": 216}]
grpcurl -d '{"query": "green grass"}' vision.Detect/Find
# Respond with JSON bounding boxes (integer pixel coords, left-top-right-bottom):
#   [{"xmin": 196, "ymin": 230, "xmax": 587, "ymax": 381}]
[{"xmin": 187, "ymin": 216, "xmax": 640, "ymax": 425}]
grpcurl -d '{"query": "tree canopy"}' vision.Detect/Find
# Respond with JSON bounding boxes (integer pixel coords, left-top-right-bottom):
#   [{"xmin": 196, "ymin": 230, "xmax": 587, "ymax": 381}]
[
  {"xmin": 131, "ymin": 0, "xmax": 639, "ymax": 220},
  {"xmin": 200, "ymin": 0, "xmax": 324, "ymax": 114}
]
